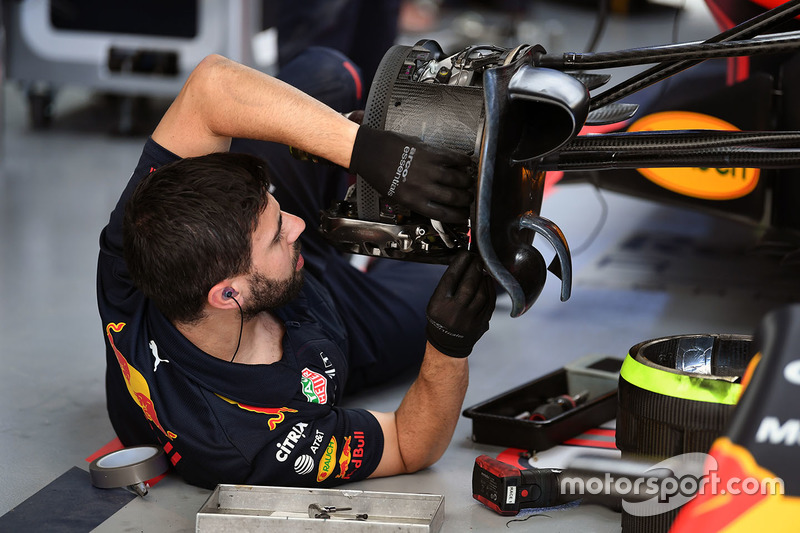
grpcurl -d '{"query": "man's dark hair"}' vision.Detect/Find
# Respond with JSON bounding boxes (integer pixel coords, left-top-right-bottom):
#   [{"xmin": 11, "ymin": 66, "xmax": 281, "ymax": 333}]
[{"xmin": 123, "ymin": 152, "xmax": 271, "ymax": 324}]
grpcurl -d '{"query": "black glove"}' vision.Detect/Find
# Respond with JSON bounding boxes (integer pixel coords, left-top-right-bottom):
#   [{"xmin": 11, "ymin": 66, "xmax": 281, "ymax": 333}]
[
  {"xmin": 349, "ymin": 126, "xmax": 474, "ymax": 223},
  {"xmin": 426, "ymin": 251, "xmax": 497, "ymax": 358}
]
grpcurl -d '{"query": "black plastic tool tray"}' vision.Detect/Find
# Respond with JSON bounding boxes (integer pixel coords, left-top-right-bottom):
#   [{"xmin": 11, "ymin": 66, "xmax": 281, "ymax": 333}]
[{"xmin": 462, "ymin": 358, "xmax": 620, "ymax": 452}]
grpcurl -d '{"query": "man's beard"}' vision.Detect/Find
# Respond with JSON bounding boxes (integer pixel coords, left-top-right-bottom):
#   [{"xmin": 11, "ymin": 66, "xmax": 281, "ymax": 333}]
[{"xmin": 240, "ymin": 247, "xmax": 304, "ymax": 319}]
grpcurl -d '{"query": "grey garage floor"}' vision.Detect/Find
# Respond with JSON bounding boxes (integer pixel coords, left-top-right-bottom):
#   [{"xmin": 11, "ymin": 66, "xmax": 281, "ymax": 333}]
[{"xmin": 2, "ymin": 1, "xmax": 796, "ymax": 531}]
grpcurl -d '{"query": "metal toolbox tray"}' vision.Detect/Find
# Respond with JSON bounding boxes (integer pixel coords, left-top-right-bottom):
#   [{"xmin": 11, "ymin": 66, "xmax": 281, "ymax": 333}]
[{"xmin": 196, "ymin": 484, "xmax": 445, "ymax": 532}]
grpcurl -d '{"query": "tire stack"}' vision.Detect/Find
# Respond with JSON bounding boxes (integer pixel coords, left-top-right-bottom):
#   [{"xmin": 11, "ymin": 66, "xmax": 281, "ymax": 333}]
[{"xmin": 616, "ymin": 334, "xmax": 752, "ymax": 532}]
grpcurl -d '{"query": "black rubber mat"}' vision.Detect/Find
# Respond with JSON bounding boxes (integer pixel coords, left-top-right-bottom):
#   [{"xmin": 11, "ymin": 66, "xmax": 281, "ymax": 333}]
[{"xmin": 0, "ymin": 467, "xmax": 135, "ymax": 532}]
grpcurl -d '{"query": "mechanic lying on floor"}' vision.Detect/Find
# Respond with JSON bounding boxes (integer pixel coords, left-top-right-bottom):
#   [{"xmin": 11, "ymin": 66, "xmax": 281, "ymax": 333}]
[{"xmin": 97, "ymin": 48, "xmax": 496, "ymax": 488}]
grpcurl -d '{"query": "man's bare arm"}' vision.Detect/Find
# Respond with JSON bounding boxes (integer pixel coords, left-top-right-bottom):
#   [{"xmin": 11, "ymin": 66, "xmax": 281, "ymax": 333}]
[
  {"xmin": 369, "ymin": 252, "xmax": 496, "ymax": 477},
  {"xmin": 151, "ymin": 54, "xmax": 475, "ymax": 222},
  {"xmin": 369, "ymin": 344, "xmax": 469, "ymax": 476},
  {"xmin": 151, "ymin": 54, "xmax": 358, "ymax": 165}
]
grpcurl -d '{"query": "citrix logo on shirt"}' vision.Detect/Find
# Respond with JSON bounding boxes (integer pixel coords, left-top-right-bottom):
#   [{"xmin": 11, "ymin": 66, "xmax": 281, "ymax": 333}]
[{"xmin": 275, "ymin": 422, "xmax": 308, "ymax": 462}]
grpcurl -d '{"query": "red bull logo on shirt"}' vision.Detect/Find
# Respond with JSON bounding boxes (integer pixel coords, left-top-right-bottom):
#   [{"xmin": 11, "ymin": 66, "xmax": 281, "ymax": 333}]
[
  {"xmin": 106, "ymin": 322, "xmax": 176, "ymax": 440},
  {"xmin": 335, "ymin": 436, "xmax": 352, "ymax": 479},
  {"xmin": 339, "ymin": 431, "xmax": 366, "ymax": 479},
  {"xmin": 215, "ymin": 395, "xmax": 297, "ymax": 430}
]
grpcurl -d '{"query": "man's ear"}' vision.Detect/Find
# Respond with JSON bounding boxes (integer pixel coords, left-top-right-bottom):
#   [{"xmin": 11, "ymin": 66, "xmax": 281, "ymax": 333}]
[{"xmin": 208, "ymin": 281, "xmax": 240, "ymax": 309}]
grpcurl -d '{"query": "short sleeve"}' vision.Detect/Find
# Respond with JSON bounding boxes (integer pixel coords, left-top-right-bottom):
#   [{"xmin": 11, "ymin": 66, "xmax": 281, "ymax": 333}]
[{"xmin": 239, "ymin": 406, "xmax": 384, "ymax": 487}]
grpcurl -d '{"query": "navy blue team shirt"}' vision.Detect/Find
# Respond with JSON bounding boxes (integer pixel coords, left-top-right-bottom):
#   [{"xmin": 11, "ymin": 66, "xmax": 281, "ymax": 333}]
[{"xmin": 97, "ymin": 138, "xmax": 384, "ymax": 489}]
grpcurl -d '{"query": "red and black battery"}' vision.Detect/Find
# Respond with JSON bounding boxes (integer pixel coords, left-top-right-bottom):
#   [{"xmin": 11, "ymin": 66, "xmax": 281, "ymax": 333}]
[{"xmin": 472, "ymin": 455, "xmax": 577, "ymax": 515}]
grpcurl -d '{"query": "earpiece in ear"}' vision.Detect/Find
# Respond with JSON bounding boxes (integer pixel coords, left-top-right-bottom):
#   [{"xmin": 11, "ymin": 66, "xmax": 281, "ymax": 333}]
[{"xmin": 223, "ymin": 288, "xmax": 237, "ymax": 300}]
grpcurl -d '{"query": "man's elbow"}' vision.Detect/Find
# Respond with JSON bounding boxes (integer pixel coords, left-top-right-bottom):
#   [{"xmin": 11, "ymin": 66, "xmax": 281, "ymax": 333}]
[
  {"xmin": 195, "ymin": 53, "xmax": 230, "ymax": 72},
  {"xmin": 186, "ymin": 54, "xmax": 228, "ymax": 89},
  {"xmin": 398, "ymin": 448, "xmax": 445, "ymax": 475},
  {"xmin": 182, "ymin": 54, "xmax": 239, "ymax": 99}
]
